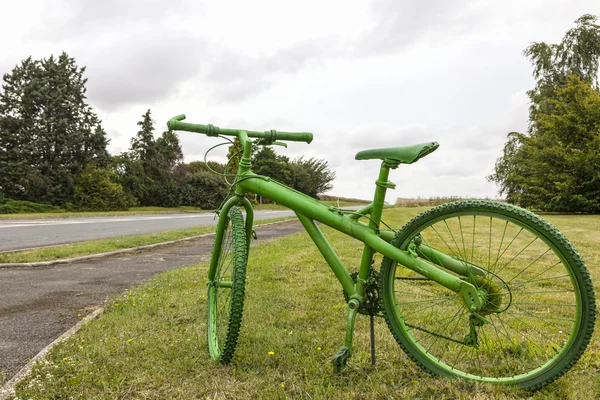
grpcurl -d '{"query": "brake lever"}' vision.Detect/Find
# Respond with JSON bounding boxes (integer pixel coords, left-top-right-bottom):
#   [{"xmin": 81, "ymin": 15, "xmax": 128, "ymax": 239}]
[{"xmin": 254, "ymin": 139, "xmax": 287, "ymax": 148}]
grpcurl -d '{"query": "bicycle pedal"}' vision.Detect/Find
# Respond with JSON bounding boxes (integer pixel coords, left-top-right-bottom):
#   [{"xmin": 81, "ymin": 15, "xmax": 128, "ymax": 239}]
[{"xmin": 332, "ymin": 346, "xmax": 351, "ymax": 373}]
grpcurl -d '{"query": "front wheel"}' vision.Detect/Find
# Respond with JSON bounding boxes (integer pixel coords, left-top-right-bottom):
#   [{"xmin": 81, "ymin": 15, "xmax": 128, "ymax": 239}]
[
  {"xmin": 207, "ymin": 206, "xmax": 248, "ymax": 364},
  {"xmin": 380, "ymin": 200, "xmax": 595, "ymax": 390}
]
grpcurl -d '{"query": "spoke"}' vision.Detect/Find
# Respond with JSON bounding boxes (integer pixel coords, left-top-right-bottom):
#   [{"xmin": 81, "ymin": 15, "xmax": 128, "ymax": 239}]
[
  {"xmin": 474, "ymin": 334, "xmax": 485, "ymax": 377},
  {"xmin": 506, "ymin": 247, "xmax": 552, "ymax": 284},
  {"xmin": 494, "ymin": 236, "xmax": 539, "ymax": 276},
  {"xmin": 487, "ymin": 316, "xmax": 513, "ymax": 365},
  {"xmin": 512, "ymin": 302, "xmax": 576, "ymax": 307},
  {"xmin": 510, "ymin": 261, "xmax": 564, "ymax": 292},
  {"xmin": 503, "ymin": 311, "xmax": 563, "ymax": 350},
  {"xmin": 431, "ymin": 225, "xmax": 464, "ymax": 262},
  {"xmin": 514, "ymin": 289, "xmax": 574, "ymax": 295},
  {"xmin": 509, "ymin": 304, "xmax": 574, "ymax": 334},
  {"xmin": 444, "ymin": 219, "xmax": 467, "ymax": 261},
  {"xmin": 495, "ymin": 315, "xmax": 545, "ymax": 362},
  {"xmin": 448, "ymin": 311, "xmax": 469, "ymax": 366},
  {"xmin": 476, "ymin": 326, "xmax": 493, "ymax": 375},
  {"xmin": 492, "ymin": 227, "xmax": 524, "ymax": 274},
  {"xmin": 492, "ymin": 221, "xmax": 509, "ymax": 272},
  {"xmin": 458, "ymin": 216, "xmax": 468, "ymax": 262},
  {"xmin": 494, "ymin": 313, "xmax": 517, "ymax": 348},
  {"xmin": 394, "ymin": 290, "xmax": 442, "ymax": 299},
  {"xmin": 511, "ymin": 273, "xmax": 571, "ymax": 291},
  {"xmin": 402, "ymin": 297, "xmax": 456, "ymax": 318},
  {"xmin": 424, "ymin": 307, "xmax": 466, "ymax": 355},
  {"xmin": 471, "ymin": 215, "xmax": 476, "ymax": 264},
  {"xmin": 488, "ymin": 217, "xmax": 492, "ymax": 263},
  {"xmin": 505, "ymin": 312, "xmax": 575, "ymax": 323},
  {"xmin": 397, "ymin": 297, "xmax": 455, "ymax": 306}
]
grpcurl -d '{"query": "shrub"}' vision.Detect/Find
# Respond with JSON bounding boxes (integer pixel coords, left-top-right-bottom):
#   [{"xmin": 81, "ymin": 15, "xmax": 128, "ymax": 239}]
[
  {"xmin": 0, "ymin": 198, "xmax": 63, "ymax": 214},
  {"xmin": 73, "ymin": 166, "xmax": 137, "ymax": 211}
]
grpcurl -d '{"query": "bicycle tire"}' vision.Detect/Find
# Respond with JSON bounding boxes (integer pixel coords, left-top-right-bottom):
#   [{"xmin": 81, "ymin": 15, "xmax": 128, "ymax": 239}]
[
  {"xmin": 207, "ymin": 206, "xmax": 248, "ymax": 364},
  {"xmin": 380, "ymin": 200, "xmax": 595, "ymax": 390}
]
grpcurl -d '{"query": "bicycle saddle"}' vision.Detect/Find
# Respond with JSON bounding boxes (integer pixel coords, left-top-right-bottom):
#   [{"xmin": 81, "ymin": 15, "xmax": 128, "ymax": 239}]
[{"xmin": 355, "ymin": 142, "xmax": 439, "ymax": 164}]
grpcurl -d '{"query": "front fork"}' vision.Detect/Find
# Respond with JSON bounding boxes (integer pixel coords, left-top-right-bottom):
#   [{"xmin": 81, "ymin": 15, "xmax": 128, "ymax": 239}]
[{"xmin": 207, "ymin": 195, "xmax": 255, "ymax": 282}]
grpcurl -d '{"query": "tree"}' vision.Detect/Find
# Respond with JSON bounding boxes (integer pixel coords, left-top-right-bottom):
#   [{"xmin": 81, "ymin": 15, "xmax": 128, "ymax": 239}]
[
  {"xmin": 119, "ymin": 109, "xmax": 183, "ymax": 207},
  {"xmin": 73, "ymin": 165, "xmax": 136, "ymax": 211},
  {"xmin": 0, "ymin": 53, "xmax": 109, "ymax": 205},
  {"xmin": 290, "ymin": 156, "xmax": 335, "ymax": 198},
  {"xmin": 253, "ymin": 146, "xmax": 294, "ymax": 185},
  {"xmin": 178, "ymin": 161, "xmax": 230, "ymax": 209},
  {"xmin": 226, "ymin": 138, "xmax": 244, "ymax": 175},
  {"xmin": 252, "ymin": 146, "xmax": 335, "ymax": 199},
  {"xmin": 490, "ymin": 15, "xmax": 600, "ymax": 212}
]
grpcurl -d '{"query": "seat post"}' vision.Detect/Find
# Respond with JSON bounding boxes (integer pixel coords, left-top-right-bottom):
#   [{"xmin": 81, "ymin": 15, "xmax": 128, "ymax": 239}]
[
  {"xmin": 371, "ymin": 159, "xmax": 399, "ymax": 227},
  {"xmin": 356, "ymin": 159, "xmax": 399, "ymax": 295}
]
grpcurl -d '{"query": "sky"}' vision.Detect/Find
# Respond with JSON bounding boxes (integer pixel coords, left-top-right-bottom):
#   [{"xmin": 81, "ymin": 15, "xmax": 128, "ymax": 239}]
[{"xmin": 1, "ymin": 0, "xmax": 599, "ymax": 202}]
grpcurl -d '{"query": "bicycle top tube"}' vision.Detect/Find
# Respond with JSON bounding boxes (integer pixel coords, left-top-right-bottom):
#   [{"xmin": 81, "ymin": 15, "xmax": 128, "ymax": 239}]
[{"xmin": 167, "ymin": 114, "xmax": 313, "ymax": 144}]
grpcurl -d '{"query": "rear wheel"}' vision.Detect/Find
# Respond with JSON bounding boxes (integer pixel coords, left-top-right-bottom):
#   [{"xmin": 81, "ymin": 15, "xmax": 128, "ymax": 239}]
[
  {"xmin": 380, "ymin": 200, "xmax": 595, "ymax": 390},
  {"xmin": 207, "ymin": 206, "xmax": 248, "ymax": 364}
]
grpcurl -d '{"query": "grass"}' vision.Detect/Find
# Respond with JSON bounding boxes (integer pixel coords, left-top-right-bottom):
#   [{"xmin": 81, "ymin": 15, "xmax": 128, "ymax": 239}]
[
  {"xmin": 0, "ymin": 206, "xmax": 206, "ymax": 219},
  {"xmin": 0, "ymin": 217, "xmax": 293, "ymax": 264},
  {"xmin": 9, "ymin": 207, "xmax": 600, "ymax": 399}
]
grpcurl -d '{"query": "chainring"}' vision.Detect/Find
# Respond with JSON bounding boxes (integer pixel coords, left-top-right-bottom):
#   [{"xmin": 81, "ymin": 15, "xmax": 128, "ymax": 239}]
[{"xmin": 343, "ymin": 270, "xmax": 384, "ymax": 316}]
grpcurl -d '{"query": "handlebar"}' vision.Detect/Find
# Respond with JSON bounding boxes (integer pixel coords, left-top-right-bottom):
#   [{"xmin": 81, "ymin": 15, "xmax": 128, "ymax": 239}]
[{"xmin": 167, "ymin": 114, "xmax": 313, "ymax": 144}]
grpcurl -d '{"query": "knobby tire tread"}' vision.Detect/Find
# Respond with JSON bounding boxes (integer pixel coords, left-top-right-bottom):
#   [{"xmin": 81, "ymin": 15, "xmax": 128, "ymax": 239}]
[{"xmin": 210, "ymin": 206, "xmax": 248, "ymax": 364}]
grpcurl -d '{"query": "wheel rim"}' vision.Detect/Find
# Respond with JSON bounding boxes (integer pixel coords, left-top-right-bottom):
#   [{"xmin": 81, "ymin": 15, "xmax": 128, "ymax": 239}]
[
  {"xmin": 389, "ymin": 210, "xmax": 582, "ymax": 383},
  {"xmin": 208, "ymin": 218, "xmax": 236, "ymax": 359}
]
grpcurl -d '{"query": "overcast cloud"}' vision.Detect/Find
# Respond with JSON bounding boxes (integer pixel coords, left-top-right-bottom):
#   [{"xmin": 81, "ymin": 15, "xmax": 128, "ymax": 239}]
[{"xmin": 1, "ymin": 0, "xmax": 598, "ymax": 202}]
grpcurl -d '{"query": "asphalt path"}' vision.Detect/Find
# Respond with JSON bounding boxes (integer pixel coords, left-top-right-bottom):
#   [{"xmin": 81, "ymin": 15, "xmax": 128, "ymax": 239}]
[
  {"xmin": 0, "ymin": 209, "xmax": 298, "ymax": 252},
  {"xmin": 0, "ymin": 219, "xmax": 305, "ymax": 382}
]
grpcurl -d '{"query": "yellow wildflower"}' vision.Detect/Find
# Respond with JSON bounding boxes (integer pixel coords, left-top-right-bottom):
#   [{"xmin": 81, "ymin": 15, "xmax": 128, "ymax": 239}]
[
  {"xmin": 281, "ymin": 384, "xmax": 285, "ymax": 388},
  {"xmin": 317, "ymin": 347, "xmax": 322, "ymax": 351},
  {"xmin": 268, "ymin": 351, "xmax": 275, "ymax": 355}
]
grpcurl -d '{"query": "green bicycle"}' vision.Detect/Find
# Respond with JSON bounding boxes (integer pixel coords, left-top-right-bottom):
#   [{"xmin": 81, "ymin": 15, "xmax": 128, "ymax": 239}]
[{"xmin": 167, "ymin": 115, "xmax": 595, "ymax": 390}]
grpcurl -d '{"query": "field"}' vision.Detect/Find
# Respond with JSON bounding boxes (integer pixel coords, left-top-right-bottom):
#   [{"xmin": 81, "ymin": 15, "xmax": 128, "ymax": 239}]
[{"xmin": 9, "ymin": 207, "xmax": 600, "ymax": 399}]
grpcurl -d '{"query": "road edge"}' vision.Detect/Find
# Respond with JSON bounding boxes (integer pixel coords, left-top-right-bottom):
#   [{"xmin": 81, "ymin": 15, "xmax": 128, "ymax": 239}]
[
  {"xmin": 0, "ymin": 308, "xmax": 104, "ymax": 400},
  {"xmin": 0, "ymin": 219, "xmax": 296, "ymax": 269}
]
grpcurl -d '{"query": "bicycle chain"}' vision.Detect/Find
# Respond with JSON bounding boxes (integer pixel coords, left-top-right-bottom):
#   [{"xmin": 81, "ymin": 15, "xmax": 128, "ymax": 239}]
[{"xmin": 343, "ymin": 270, "xmax": 384, "ymax": 316}]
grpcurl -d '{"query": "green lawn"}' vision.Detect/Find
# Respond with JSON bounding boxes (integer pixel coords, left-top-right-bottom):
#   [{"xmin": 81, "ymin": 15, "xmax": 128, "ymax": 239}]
[
  {"xmin": 0, "ymin": 206, "xmax": 206, "ymax": 219},
  {"xmin": 9, "ymin": 207, "xmax": 600, "ymax": 399}
]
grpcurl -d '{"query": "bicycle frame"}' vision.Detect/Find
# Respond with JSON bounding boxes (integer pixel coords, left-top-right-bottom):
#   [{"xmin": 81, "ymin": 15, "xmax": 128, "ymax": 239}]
[{"xmin": 208, "ymin": 131, "xmax": 483, "ymax": 313}]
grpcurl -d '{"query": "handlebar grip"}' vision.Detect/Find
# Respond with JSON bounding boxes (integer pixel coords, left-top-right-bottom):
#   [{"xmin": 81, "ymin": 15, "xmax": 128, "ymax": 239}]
[
  {"xmin": 167, "ymin": 114, "xmax": 187, "ymax": 131},
  {"xmin": 276, "ymin": 131, "xmax": 313, "ymax": 144}
]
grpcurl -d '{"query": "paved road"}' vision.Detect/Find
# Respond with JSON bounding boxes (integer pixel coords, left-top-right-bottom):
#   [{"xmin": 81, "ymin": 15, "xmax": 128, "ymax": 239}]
[
  {"xmin": 0, "ymin": 220, "xmax": 305, "ymax": 381},
  {"xmin": 0, "ymin": 210, "xmax": 297, "ymax": 252}
]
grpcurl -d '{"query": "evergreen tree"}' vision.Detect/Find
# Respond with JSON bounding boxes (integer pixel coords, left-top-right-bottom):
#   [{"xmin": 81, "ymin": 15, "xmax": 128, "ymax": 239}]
[
  {"xmin": 290, "ymin": 156, "xmax": 335, "ymax": 198},
  {"xmin": 490, "ymin": 15, "xmax": 600, "ymax": 212},
  {"xmin": 0, "ymin": 52, "xmax": 109, "ymax": 204},
  {"xmin": 117, "ymin": 109, "xmax": 183, "ymax": 207}
]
